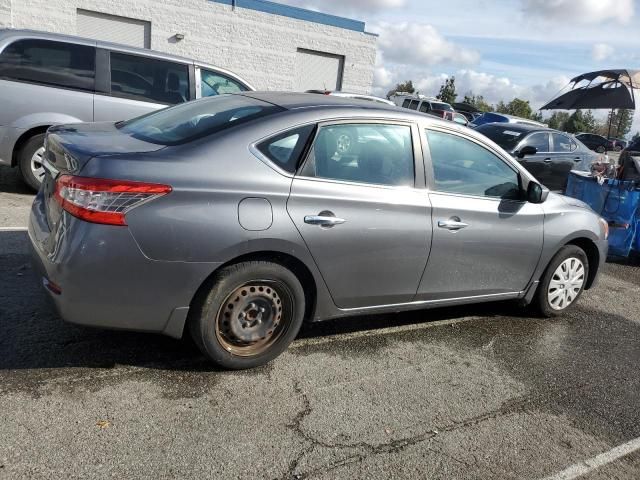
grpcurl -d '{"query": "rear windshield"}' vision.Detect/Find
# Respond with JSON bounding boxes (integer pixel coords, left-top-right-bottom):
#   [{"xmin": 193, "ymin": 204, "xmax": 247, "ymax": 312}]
[
  {"xmin": 118, "ymin": 95, "xmax": 284, "ymax": 145},
  {"xmin": 475, "ymin": 124, "xmax": 526, "ymax": 151}
]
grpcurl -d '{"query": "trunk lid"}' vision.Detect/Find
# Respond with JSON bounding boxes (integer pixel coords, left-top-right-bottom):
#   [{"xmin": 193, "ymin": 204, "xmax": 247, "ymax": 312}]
[{"xmin": 42, "ymin": 122, "xmax": 165, "ymax": 228}]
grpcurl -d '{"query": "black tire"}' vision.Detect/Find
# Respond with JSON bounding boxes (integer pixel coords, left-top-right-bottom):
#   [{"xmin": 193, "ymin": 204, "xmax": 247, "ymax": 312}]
[
  {"xmin": 595, "ymin": 145, "xmax": 606, "ymax": 154},
  {"xmin": 189, "ymin": 261, "xmax": 306, "ymax": 369},
  {"xmin": 17, "ymin": 133, "xmax": 46, "ymax": 191},
  {"xmin": 533, "ymin": 245, "xmax": 589, "ymax": 317}
]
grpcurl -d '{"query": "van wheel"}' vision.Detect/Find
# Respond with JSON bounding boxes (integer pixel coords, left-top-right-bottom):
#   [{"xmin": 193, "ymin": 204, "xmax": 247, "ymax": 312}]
[
  {"xmin": 189, "ymin": 261, "xmax": 305, "ymax": 369},
  {"xmin": 17, "ymin": 133, "xmax": 47, "ymax": 191},
  {"xmin": 534, "ymin": 245, "xmax": 589, "ymax": 317}
]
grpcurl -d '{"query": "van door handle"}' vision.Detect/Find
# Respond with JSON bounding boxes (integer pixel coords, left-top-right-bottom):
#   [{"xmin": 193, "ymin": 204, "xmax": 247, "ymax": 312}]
[
  {"xmin": 304, "ymin": 213, "xmax": 346, "ymax": 227},
  {"xmin": 438, "ymin": 219, "xmax": 469, "ymax": 231}
]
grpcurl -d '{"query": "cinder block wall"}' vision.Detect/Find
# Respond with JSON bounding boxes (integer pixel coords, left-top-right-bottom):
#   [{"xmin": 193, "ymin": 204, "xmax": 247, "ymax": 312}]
[{"xmin": 0, "ymin": 0, "xmax": 377, "ymax": 93}]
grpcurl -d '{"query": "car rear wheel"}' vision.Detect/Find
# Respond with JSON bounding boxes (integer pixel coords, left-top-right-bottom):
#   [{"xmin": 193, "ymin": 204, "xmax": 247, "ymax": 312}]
[
  {"xmin": 534, "ymin": 245, "xmax": 589, "ymax": 317},
  {"xmin": 189, "ymin": 261, "xmax": 306, "ymax": 369},
  {"xmin": 17, "ymin": 133, "xmax": 47, "ymax": 191}
]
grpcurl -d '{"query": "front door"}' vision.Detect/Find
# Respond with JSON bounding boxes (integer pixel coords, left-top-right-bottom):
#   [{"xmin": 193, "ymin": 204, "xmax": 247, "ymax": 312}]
[
  {"xmin": 517, "ymin": 132, "xmax": 554, "ymax": 189},
  {"xmin": 417, "ymin": 128, "xmax": 544, "ymax": 300},
  {"xmin": 287, "ymin": 122, "xmax": 432, "ymax": 309}
]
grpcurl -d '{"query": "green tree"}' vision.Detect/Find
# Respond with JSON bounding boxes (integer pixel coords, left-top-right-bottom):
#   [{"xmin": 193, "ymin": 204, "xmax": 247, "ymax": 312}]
[
  {"xmin": 436, "ymin": 77, "xmax": 457, "ymax": 104},
  {"xmin": 386, "ymin": 80, "xmax": 415, "ymax": 99},
  {"xmin": 565, "ymin": 110, "xmax": 598, "ymax": 134},
  {"xmin": 495, "ymin": 100, "xmax": 508, "ymax": 114},
  {"xmin": 505, "ymin": 98, "xmax": 533, "ymax": 119},
  {"xmin": 606, "ymin": 109, "xmax": 634, "ymax": 138},
  {"xmin": 531, "ymin": 111, "xmax": 544, "ymax": 123},
  {"xmin": 546, "ymin": 112, "xmax": 571, "ymax": 131},
  {"xmin": 462, "ymin": 92, "xmax": 492, "ymax": 112}
]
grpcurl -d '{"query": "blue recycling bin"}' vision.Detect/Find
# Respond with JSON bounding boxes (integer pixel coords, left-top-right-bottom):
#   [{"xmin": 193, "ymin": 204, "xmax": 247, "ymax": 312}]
[{"xmin": 565, "ymin": 171, "xmax": 640, "ymax": 257}]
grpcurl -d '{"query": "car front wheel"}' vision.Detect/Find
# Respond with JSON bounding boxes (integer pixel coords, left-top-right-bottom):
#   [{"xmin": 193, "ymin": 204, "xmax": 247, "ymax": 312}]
[
  {"xmin": 189, "ymin": 261, "xmax": 306, "ymax": 369},
  {"xmin": 534, "ymin": 245, "xmax": 589, "ymax": 317}
]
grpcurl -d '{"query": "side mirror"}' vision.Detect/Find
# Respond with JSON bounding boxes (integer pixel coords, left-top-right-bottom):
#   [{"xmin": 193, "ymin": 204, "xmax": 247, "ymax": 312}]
[
  {"xmin": 526, "ymin": 181, "xmax": 549, "ymax": 204},
  {"xmin": 518, "ymin": 145, "xmax": 537, "ymax": 158}
]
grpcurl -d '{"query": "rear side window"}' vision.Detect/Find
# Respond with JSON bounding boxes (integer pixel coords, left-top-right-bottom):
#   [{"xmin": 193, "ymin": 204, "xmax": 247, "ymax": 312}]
[
  {"xmin": 0, "ymin": 39, "xmax": 95, "ymax": 91},
  {"xmin": 408, "ymin": 100, "xmax": 419, "ymax": 110},
  {"xmin": 552, "ymin": 133, "xmax": 576, "ymax": 152},
  {"xmin": 118, "ymin": 95, "xmax": 284, "ymax": 145},
  {"xmin": 257, "ymin": 125, "xmax": 315, "ymax": 173},
  {"xmin": 200, "ymin": 69, "xmax": 248, "ymax": 97},
  {"xmin": 110, "ymin": 52, "xmax": 189, "ymax": 105},
  {"xmin": 402, "ymin": 99, "xmax": 411, "ymax": 108}
]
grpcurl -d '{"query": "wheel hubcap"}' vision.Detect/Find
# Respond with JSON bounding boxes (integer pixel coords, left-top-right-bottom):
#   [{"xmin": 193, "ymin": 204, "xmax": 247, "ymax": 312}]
[
  {"xmin": 547, "ymin": 257, "xmax": 585, "ymax": 311},
  {"xmin": 30, "ymin": 146, "xmax": 46, "ymax": 183},
  {"xmin": 215, "ymin": 282, "xmax": 288, "ymax": 357}
]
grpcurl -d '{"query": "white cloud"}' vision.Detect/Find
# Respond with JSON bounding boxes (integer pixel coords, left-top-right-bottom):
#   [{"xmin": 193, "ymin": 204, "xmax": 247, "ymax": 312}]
[
  {"xmin": 374, "ymin": 22, "xmax": 480, "ymax": 67},
  {"xmin": 522, "ymin": 0, "xmax": 634, "ymax": 24},
  {"xmin": 592, "ymin": 43, "xmax": 615, "ymax": 62}
]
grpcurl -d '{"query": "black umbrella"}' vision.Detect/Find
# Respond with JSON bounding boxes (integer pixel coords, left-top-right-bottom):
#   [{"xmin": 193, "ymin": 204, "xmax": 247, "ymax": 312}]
[{"xmin": 541, "ymin": 69, "xmax": 640, "ymax": 110}]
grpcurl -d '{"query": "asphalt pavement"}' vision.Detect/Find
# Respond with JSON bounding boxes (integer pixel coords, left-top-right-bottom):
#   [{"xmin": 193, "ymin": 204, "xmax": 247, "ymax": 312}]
[{"xmin": 1, "ymin": 165, "xmax": 639, "ymax": 479}]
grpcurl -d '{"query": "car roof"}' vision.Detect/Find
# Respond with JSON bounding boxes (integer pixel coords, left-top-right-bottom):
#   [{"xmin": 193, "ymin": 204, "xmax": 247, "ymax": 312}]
[
  {"xmin": 0, "ymin": 28, "xmax": 253, "ymax": 89},
  {"xmin": 477, "ymin": 122, "xmax": 553, "ymax": 134},
  {"xmin": 242, "ymin": 91, "xmax": 403, "ymax": 112}
]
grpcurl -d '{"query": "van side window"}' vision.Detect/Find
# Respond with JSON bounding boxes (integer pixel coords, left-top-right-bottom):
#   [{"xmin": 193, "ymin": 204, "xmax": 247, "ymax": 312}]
[
  {"xmin": 110, "ymin": 52, "xmax": 189, "ymax": 105},
  {"xmin": 402, "ymin": 99, "xmax": 411, "ymax": 108},
  {"xmin": 0, "ymin": 39, "xmax": 96, "ymax": 91},
  {"xmin": 200, "ymin": 69, "xmax": 248, "ymax": 97},
  {"xmin": 419, "ymin": 102, "xmax": 430, "ymax": 113}
]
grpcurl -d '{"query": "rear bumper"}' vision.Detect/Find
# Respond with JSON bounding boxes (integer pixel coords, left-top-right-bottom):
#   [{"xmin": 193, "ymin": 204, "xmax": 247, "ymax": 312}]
[{"xmin": 28, "ymin": 192, "xmax": 220, "ymax": 338}]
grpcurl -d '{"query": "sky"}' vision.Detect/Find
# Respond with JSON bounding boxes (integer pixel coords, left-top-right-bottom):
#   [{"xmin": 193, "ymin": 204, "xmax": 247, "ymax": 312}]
[{"xmin": 279, "ymin": 0, "xmax": 640, "ymax": 136}]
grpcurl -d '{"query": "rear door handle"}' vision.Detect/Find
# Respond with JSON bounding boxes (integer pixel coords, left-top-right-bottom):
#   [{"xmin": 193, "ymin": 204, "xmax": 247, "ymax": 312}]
[
  {"xmin": 304, "ymin": 214, "xmax": 346, "ymax": 227},
  {"xmin": 438, "ymin": 219, "xmax": 469, "ymax": 231}
]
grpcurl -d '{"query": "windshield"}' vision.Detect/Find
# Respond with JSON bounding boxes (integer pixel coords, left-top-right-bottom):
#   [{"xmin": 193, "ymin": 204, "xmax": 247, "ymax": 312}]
[
  {"xmin": 475, "ymin": 124, "xmax": 526, "ymax": 151},
  {"xmin": 118, "ymin": 95, "xmax": 284, "ymax": 145},
  {"xmin": 431, "ymin": 102, "xmax": 453, "ymax": 111}
]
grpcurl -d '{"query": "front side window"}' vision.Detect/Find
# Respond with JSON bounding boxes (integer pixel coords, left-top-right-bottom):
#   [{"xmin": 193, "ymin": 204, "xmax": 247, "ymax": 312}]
[
  {"xmin": 300, "ymin": 124, "xmax": 414, "ymax": 187},
  {"xmin": 257, "ymin": 125, "xmax": 315, "ymax": 173},
  {"xmin": 521, "ymin": 132, "xmax": 550, "ymax": 153},
  {"xmin": 118, "ymin": 95, "xmax": 284, "ymax": 145},
  {"xmin": 200, "ymin": 69, "xmax": 248, "ymax": 97},
  {"xmin": 426, "ymin": 129, "xmax": 521, "ymax": 200},
  {"xmin": 0, "ymin": 39, "xmax": 95, "ymax": 91},
  {"xmin": 110, "ymin": 52, "xmax": 189, "ymax": 105}
]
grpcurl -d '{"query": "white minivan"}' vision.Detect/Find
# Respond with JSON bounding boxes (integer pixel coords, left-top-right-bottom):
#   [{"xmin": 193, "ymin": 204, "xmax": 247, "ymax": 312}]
[{"xmin": 0, "ymin": 29, "xmax": 254, "ymax": 189}]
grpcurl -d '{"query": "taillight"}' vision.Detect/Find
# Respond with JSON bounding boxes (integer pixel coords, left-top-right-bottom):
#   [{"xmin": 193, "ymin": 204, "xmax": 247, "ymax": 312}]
[{"xmin": 54, "ymin": 175, "xmax": 172, "ymax": 226}]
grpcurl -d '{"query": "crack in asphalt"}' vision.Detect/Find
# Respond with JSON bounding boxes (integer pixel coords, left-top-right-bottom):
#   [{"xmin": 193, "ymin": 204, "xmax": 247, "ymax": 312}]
[{"xmin": 281, "ymin": 382, "xmax": 594, "ymax": 479}]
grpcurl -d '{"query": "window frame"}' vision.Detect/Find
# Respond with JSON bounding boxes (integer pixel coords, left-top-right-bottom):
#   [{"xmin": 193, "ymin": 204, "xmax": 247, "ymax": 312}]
[
  {"xmin": 421, "ymin": 125, "xmax": 525, "ymax": 203},
  {"xmin": 103, "ymin": 49, "xmax": 191, "ymax": 105},
  {"xmin": 0, "ymin": 37, "xmax": 97, "ymax": 93},
  {"xmin": 293, "ymin": 118, "xmax": 425, "ymax": 190}
]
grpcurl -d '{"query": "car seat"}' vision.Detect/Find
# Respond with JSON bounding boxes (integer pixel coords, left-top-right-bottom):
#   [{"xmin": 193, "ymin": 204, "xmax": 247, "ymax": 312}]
[{"xmin": 165, "ymin": 72, "xmax": 186, "ymax": 104}]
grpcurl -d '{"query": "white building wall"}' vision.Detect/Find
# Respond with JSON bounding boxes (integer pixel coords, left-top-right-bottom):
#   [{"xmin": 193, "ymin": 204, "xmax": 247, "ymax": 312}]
[{"xmin": 0, "ymin": 0, "xmax": 377, "ymax": 93}]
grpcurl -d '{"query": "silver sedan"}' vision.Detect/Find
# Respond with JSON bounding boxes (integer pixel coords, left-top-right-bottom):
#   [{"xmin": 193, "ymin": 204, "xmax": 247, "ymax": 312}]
[{"xmin": 29, "ymin": 92, "xmax": 609, "ymax": 369}]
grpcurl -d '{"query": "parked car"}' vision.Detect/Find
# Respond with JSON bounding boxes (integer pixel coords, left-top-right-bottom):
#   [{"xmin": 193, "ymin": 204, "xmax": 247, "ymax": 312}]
[
  {"xmin": 452, "ymin": 102, "xmax": 482, "ymax": 122},
  {"xmin": 305, "ymin": 90, "xmax": 395, "ymax": 106},
  {"xmin": 475, "ymin": 123, "xmax": 598, "ymax": 192},
  {"xmin": 471, "ymin": 112, "xmax": 547, "ymax": 129},
  {"xmin": 390, "ymin": 94, "xmax": 455, "ymax": 121},
  {"xmin": 452, "ymin": 112, "xmax": 469, "ymax": 127},
  {"xmin": 0, "ymin": 29, "xmax": 254, "ymax": 189},
  {"xmin": 575, "ymin": 133, "xmax": 612, "ymax": 153},
  {"xmin": 29, "ymin": 92, "xmax": 608, "ymax": 369}
]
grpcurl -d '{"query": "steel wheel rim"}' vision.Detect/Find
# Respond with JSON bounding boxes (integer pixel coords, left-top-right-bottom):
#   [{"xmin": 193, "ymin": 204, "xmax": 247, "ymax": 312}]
[
  {"xmin": 30, "ymin": 146, "xmax": 46, "ymax": 183},
  {"xmin": 547, "ymin": 257, "xmax": 585, "ymax": 311},
  {"xmin": 215, "ymin": 280, "xmax": 292, "ymax": 357}
]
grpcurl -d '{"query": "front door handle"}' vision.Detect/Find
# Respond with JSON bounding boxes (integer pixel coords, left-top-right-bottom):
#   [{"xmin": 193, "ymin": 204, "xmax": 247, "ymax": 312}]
[
  {"xmin": 544, "ymin": 158, "xmax": 552, "ymax": 163},
  {"xmin": 574, "ymin": 157, "xmax": 582, "ymax": 162},
  {"xmin": 438, "ymin": 219, "xmax": 469, "ymax": 231},
  {"xmin": 304, "ymin": 212, "xmax": 346, "ymax": 227}
]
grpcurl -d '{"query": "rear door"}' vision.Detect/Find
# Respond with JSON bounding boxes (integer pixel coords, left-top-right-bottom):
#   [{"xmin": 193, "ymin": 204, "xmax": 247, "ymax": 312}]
[
  {"xmin": 516, "ymin": 132, "xmax": 554, "ymax": 188},
  {"xmin": 417, "ymin": 127, "xmax": 544, "ymax": 300},
  {"xmin": 287, "ymin": 121, "xmax": 432, "ymax": 309},
  {"xmin": 93, "ymin": 50, "xmax": 190, "ymax": 122}
]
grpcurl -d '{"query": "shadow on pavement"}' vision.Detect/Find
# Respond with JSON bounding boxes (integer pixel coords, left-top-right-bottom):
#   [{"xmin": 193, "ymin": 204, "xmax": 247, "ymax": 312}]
[{"xmin": 0, "ymin": 165, "xmax": 32, "ymax": 195}]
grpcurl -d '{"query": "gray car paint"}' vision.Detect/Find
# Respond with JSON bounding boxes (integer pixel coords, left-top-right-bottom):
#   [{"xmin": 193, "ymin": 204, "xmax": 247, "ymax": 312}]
[
  {"xmin": 29, "ymin": 93, "xmax": 608, "ymax": 339},
  {"xmin": 0, "ymin": 29, "xmax": 253, "ymax": 167}
]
